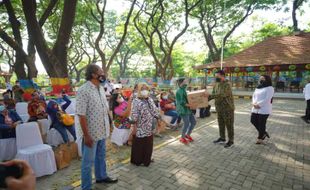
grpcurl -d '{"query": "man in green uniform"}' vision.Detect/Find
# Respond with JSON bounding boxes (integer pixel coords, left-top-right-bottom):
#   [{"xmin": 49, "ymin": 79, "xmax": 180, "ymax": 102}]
[{"xmin": 209, "ymin": 70, "xmax": 235, "ymax": 148}]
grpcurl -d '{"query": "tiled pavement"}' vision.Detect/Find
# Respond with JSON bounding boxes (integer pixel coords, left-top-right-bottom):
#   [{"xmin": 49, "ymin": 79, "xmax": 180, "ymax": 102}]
[{"xmin": 69, "ymin": 99, "xmax": 310, "ymax": 190}]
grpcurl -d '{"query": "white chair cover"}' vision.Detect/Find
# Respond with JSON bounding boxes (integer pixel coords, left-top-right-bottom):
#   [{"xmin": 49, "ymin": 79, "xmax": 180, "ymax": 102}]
[
  {"xmin": 19, "ymin": 114, "xmax": 30, "ymax": 122},
  {"xmin": 161, "ymin": 115, "xmax": 173, "ymax": 125},
  {"xmin": 15, "ymin": 122, "xmax": 57, "ymax": 177},
  {"xmin": 46, "ymin": 128, "xmax": 74, "ymax": 147},
  {"xmin": 0, "ymin": 138, "xmax": 16, "ymax": 161},
  {"xmin": 111, "ymin": 127, "xmax": 130, "ymax": 146},
  {"xmin": 16, "ymin": 102, "xmax": 28, "ymax": 115},
  {"xmin": 65, "ymin": 98, "xmax": 76, "ymax": 115},
  {"xmin": 37, "ymin": 119, "xmax": 51, "ymax": 135}
]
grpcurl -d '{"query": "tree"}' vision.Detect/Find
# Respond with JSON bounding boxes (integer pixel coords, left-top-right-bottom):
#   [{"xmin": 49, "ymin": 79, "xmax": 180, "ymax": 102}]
[
  {"xmin": 292, "ymin": 0, "xmax": 306, "ymax": 31},
  {"xmin": 0, "ymin": 0, "xmax": 45, "ymax": 79},
  {"xmin": 21, "ymin": 0, "xmax": 77, "ymax": 78},
  {"xmin": 193, "ymin": 0, "xmax": 278, "ymax": 63},
  {"xmin": 0, "ymin": 43, "xmax": 14, "ymax": 80},
  {"xmin": 133, "ymin": 0, "xmax": 202, "ymax": 80},
  {"xmin": 85, "ymin": 0, "xmax": 137, "ymax": 76}
]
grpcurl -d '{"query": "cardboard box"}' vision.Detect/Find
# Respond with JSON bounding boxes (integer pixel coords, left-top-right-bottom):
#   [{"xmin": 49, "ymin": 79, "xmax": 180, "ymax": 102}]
[
  {"xmin": 54, "ymin": 144, "xmax": 71, "ymax": 170},
  {"xmin": 68, "ymin": 142, "xmax": 79, "ymax": 160},
  {"xmin": 187, "ymin": 90, "xmax": 209, "ymax": 109}
]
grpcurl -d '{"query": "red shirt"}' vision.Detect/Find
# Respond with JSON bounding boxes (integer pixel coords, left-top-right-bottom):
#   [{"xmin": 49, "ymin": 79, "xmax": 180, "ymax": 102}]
[{"xmin": 160, "ymin": 99, "xmax": 173, "ymax": 112}]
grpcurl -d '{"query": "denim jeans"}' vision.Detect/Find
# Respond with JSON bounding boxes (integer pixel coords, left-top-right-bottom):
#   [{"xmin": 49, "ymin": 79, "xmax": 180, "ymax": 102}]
[
  {"xmin": 165, "ymin": 110, "xmax": 181, "ymax": 124},
  {"xmin": 53, "ymin": 123, "xmax": 77, "ymax": 143},
  {"xmin": 181, "ymin": 113, "xmax": 196, "ymax": 138},
  {"xmin": 81, "ymin": 139, "xmax": 107, "ymax": 190}
]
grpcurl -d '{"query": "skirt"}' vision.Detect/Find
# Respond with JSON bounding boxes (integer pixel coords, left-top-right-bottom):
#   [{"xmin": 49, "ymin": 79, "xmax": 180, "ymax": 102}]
[{"xmin": 130, "ymin": 135, "xmax": 153, "ymax": 167}]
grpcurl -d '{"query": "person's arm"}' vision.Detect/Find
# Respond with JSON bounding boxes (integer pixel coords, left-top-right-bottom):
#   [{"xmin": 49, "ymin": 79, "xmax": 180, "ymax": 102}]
[
  {"xmin": 256, "ymin": 88, "xmax": 274, "ymax": 108},
  {"xmin": 61, "ymin": 95, "xmax": 71, "ymax": 111},
  {"xmin": 13, "ymin": 111, "xmax": 23, "ymax": 123},
  {"xmin": 27, "ymin": 103, "xmax": 35, "ymax": 117},
  {"xmin": 131, "ymin": 100, "xmax": 140, "ymax": 123},
  {"xmin": 76, "ymin": 89, "xmax": 93, "ymax": 147}
]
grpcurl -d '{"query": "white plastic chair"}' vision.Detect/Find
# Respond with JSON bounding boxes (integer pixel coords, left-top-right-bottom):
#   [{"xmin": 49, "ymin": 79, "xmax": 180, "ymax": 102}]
[{"xmin": 15, "ymin": 122, "xmax": 57, "ymax": 177}]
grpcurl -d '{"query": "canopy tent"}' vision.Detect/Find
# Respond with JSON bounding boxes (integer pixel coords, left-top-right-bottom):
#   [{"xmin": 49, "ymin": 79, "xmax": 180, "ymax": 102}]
[{"xmin": 194, "ymin": 32, "xmax": 310, "ymax": 74}]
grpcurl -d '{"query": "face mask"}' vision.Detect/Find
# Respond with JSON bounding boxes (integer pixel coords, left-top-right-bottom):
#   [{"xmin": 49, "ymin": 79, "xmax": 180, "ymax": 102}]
[
  {"xmin": 133, "ymin": 92, "xmax": 138, "ymax": 97},
  {"xmin": 0, "ymin": 106, "xmax": 5, "ymax": 112},
  {"xmin": 141, "ymin": 90, "xmax": 149, "ymax": 97},
  {"xmin": 215, "ymin": 78, "xmax": 221, "ymax": 82},
  {"xmin": 98, "ymin": 75, "xmax": 106, "ymax": 83},
  {"xmin": 163, "ymin": 95, "xmax": 168, "ymax": 100}
]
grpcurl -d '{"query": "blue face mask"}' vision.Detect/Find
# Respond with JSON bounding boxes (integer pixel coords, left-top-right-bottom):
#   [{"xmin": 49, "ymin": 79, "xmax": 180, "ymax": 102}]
[{"xmin": 0, "ymin": 105, "xmax": 5, "ymax": 112}]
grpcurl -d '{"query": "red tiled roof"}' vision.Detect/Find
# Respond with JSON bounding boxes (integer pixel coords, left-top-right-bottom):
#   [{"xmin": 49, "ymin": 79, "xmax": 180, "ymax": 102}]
[{"xmin": 194, "ymin": 32, "xmax": 310, "ymax": 70}]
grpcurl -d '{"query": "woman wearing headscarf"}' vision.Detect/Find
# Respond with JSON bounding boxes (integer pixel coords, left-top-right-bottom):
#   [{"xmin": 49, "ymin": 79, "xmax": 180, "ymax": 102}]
[
  {"xmin": 130, "ymin": 83, "xmax": 160, "ymax": 166},
  {"xmin": 251, "ymin": 75, "xmax": 274, "ymax": 144}
]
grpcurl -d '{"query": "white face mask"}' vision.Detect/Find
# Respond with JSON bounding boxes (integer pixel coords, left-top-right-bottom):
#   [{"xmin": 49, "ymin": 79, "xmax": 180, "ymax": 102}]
[
  {"xmin": 141, "ymin": 90, "xmax": 149, "ymax": 97},
  {"xmin": 163, "ymin": 95, "xmax": 168, "ymax": 100}
]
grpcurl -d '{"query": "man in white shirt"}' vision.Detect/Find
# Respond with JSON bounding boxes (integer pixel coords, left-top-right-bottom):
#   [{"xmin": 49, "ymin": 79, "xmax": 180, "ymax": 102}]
[
  {"xmin": 76, "ymin": 64, "xmax": 118, "ymax": 190},
  {"xmin": 302, "ymin": 79, "xmax": 310, "ymax": 124}
]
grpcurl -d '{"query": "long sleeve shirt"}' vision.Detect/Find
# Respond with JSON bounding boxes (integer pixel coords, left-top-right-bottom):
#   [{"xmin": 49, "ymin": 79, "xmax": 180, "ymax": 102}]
[
  {"xmin": 252, "ymin": 86, "xmax": 274, "ymax": 115},
  {"xmin": 304, "ymin": 83, "xmax": 310, "ymax": 101},
  {"xmin": 131, "ymin": 98, "xmax": 159, "ymax": 138},
  {"xmin": 209, "ymin": 80, "xmax": 235, "ymax": 112},
  {"xmin": 176, "ymin": 86, "xmax": 192, "ymax": 116}
]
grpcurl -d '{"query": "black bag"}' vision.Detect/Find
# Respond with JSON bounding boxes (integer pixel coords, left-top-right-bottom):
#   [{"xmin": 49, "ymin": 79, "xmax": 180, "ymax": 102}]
[{"xmin": 200, "ymin": 105, "xmax": 211, "ymax": 118}]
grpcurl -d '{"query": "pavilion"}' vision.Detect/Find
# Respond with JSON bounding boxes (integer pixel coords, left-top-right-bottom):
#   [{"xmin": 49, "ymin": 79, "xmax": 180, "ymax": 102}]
[{"xmin": 194, "ymin": 32, "xmax": 310, "ymax": 92}]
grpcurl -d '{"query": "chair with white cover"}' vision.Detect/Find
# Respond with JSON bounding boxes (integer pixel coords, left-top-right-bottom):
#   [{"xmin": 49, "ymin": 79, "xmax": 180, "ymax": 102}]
[
  {"xmin": 15, "ymin": 102, "xmax": 29, "ymax": 122},
  {"xmin": 37, "ymin": 119, "xmax": 51, "ymax": 136},
  {"xmin": 0, "ymin": 138, "xmax": 16, "ymax": 161},
  {"xmin": 15, "ymin": 122, "xmax": 57, "ymax": 177},
  {"xmin": 46, "ymin": 128, "xmax": 75, "ymax": 147},
  {"xmin": 65, "ymin": 98, "xmax": 76, "ymax": 115}
]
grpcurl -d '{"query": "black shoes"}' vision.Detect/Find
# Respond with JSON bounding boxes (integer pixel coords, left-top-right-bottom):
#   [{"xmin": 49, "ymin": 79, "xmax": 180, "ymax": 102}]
[
  {"xmin": 213, "ymin": 138, "xmax": 226, "ymax": 144},
  {"xmin": 224, "ymin": 141, "xmax": 234, "ymax": 148},
  {"xmin": 262, "ymin": 132, "xmax": 271, "ymax": 140},
  {"xmin": 96, "ymin": 177, "xmax": 118, "ymax": 184},
  {"xmin": 301, "ymin": 116, "xmax": 310, "ymax": 124}
]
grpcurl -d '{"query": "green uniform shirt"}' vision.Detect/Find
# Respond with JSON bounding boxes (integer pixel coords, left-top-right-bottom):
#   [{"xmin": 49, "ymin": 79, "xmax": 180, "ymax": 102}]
[
  {"xmin": 209, "ymin": 80, "xmax": 235, "ymax": 112},
  {"xmin": 176, "ymin": 86, "xmax": 192, "ymax": 116}
]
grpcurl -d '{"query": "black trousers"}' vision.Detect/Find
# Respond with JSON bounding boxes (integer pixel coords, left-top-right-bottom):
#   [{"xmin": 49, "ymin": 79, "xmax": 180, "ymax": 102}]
[
  {"xmin": 251, "ymin": 113, "xmax": 269, "ymax": 139},
  {"xmin": 306, "ymin": 100, "xmax": 310, "ymax": 120}
]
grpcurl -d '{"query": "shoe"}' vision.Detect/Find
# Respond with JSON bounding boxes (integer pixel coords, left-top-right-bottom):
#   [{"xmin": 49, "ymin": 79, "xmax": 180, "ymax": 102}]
[
  {"xmin": 301, "ymin": 116, "xmax": 310, "ymax": 124},
  {"xmin": 224, "ymin": 141, "xmax": 234, "ymax": 148},
  {"xmin": 96, "ymin": 177, "xmax": 118, "ymax": 184},
  {"xmin": 180, "ymin": 137, "xmax": 189, "ymax": 145},
  {"xmin": 155, "ymin": 133, "xmax": 163, "ymax": 138},
  {"xmin": 185, "ymin": 135, "xmax": 193, "ymax": 142},
  {"xmin": 265, "ymin": 132, "xmax": 270, "ymax": 138},
  {"xmin": 213, "ymin": 138, "xmax": 226, "ymax": 144},
  {"xmin": 255, "ymin": 139, "xmax": 265, "ymax": 145}
]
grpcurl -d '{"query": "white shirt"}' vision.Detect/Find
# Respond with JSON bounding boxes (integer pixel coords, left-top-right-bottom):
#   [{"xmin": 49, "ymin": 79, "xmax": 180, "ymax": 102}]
[
  {"xmin": 76, "ymin": 81, "xmax": 110, "ymax": 141},
  {"xmin": 304, "ymin": 83, "xmax": 310, "ymax": 101},
  {"xmin": 252, "ymin": 86, "xmax": 274, "ymax": 115},
  {"xmin": 6, "ymin": 83, "xmax": 12, "ymax": 91}
]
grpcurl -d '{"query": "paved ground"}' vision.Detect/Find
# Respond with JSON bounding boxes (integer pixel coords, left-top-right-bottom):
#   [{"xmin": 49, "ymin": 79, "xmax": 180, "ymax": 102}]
[{"xmin": 37, "ymin": 99, "xmax": 310, "ymax": 190}]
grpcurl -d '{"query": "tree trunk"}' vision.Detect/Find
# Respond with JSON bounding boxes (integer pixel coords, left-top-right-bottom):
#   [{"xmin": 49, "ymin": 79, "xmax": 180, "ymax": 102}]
[{"xmin": 292, "ymin": 0, "xmax": 304, "ymax": 32}]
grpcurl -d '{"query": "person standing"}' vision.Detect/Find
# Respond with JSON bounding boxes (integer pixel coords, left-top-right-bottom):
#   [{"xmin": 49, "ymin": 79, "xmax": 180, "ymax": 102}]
[
  {"xmin": 130, "ymin": 83, "xmax": 160, "ymax": 166},
  {"xmin": 209, "ymin": 70, "xmax": 235, "ymax": 148},
  {"xmin": 176, "ymin": 78, "xmax": 196, "ymax": 144},
  {"xmin": 12, "ymin": 81, "xmax": 24, "ymax": 102},
  {"xmin": 251, "ymin": 75, "xmax": 274, "ymax": 144},
  {"xmin": 76, "ymin": 64, "xmax": 118, "ymax": 190},
  {"xmin": 302, "ymin": 79, "xmax": 310, "ymax": 124},
  {"xmin": 6, "ymin": 81, "xmax": 13, "ymax": 99}
]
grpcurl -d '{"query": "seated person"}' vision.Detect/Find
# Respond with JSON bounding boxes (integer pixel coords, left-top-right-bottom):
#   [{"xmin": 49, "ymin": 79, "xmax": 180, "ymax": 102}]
[
  {"xmin": 111, "ymin": 93, "xmax": 133, "ymax": 145},
  {"xmin": 3, "ymin": 94, "xmax": 16, "ymax": 110},
  {"xmin": 0, "ymin": 105, "xmax": 22, "ymax": 139},
  {"xmin": 160, "ymin": 92, "xmax": 181, "ymax": 129},
  {"xmin": 46, "ymin": 94, "xmax": 76, "ymax": 143},
  {"xmin": 168, "ymin": 88, "xmax": 176, "ymax": 102},
  {"xmin": 28, "ymin": 91, "xmax": 48, "ymax": 122}
]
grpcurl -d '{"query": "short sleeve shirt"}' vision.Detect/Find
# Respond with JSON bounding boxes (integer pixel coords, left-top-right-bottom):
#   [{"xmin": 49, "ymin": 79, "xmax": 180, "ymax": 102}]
[{"xmin": 76, "ymin": 81, "xmax": 110, "ymax": 141}]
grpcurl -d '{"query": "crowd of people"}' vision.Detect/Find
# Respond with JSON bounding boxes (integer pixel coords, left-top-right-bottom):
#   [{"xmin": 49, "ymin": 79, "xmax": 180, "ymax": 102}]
[{"xmin": 1, "ymin": 64, "xmax": 309, "ymax": 190}]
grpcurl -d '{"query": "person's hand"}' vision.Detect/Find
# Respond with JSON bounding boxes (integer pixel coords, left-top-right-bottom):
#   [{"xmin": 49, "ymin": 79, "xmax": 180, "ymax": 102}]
[
  {"xmin": 2, "ymin": 160, "xmax": 36, "ymax": 190},
  {"xmin": 253, "ymin": 104, "xmax": 260, "ymax": 109},
  {"xmin": 11, "ymin": 122, "xmax": 20, "ymax": 128},
  {"xmin": 84, "ymin": 134, "xmax": 94, "ymax": 148}
]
